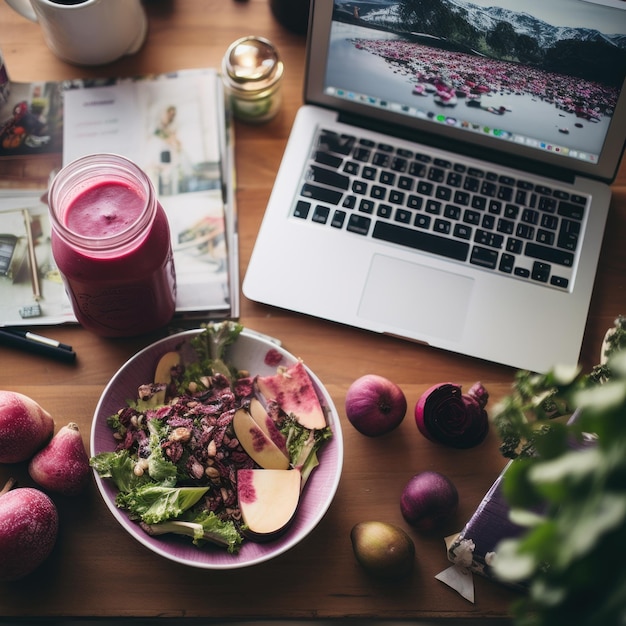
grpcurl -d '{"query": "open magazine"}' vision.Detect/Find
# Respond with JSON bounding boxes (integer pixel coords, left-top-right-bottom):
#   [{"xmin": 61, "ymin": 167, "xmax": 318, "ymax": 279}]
[{"xmin": 0, "ymin": 68, "xmax": 238, "ymax": 327}]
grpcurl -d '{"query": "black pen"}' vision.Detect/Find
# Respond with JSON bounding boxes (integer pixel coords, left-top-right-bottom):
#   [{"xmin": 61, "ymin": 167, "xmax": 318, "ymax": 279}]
[{"xmin": 0, "ymin": 328, "xmax": 77, "ymax": 363}]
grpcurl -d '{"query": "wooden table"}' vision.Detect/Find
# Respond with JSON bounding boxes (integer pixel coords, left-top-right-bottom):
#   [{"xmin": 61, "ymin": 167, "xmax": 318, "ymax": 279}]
[{"xmin": 0, "ymin": 1, "xmax": 624, "ymax": 623}]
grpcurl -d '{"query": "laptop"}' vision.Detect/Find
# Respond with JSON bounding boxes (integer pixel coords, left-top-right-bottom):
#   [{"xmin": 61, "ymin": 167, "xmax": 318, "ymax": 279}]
[{"xmin": 243, "ymin": 0, "xmax": 626, "ymax": 372}]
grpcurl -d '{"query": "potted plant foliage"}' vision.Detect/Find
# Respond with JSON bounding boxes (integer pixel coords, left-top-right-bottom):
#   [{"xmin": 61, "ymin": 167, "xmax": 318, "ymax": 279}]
[{"xmin": 490, "ymin": 315, "xmax": 626, "ymax": 626}]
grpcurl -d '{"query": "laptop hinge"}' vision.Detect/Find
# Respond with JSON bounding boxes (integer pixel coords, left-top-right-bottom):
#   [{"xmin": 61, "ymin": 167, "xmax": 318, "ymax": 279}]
[{"xmin": 337, "ymin": 110, "xmax": 577, "ymax": 185}]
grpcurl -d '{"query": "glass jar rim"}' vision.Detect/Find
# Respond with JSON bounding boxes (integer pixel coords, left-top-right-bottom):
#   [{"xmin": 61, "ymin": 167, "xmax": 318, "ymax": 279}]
[{"xmin": 48, "ymin": 153, "xmax": 157, "ymax": 256}]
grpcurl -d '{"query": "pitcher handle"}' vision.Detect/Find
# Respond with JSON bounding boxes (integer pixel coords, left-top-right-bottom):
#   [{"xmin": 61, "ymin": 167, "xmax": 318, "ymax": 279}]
[{"xmin": 4, "ymin": 0, "xmax": 38, "ymax": 23}]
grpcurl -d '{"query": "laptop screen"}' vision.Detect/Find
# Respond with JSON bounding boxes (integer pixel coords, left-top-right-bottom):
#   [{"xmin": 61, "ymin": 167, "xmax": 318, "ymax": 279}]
[{"xmin": 307, "ymin": 0, "xmax": 626, "ymax": 181}]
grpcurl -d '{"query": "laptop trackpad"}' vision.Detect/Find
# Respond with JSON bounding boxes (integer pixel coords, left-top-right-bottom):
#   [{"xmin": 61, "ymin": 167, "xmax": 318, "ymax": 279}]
[{"xmin": 358, "ymin": 254, "xmax": 474, "ymax": 342}]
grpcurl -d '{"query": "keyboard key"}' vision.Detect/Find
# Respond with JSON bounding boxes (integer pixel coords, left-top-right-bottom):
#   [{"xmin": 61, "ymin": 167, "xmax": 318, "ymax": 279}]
[
  {"xmin": 310, "ymin": 165, "xmax": 349, "ymax": 190},
  {"xmin": 444, "ymin": 205, "xmax": 462, "ymax": 220},
  {"xmin": 371, "ymin": 185, "xmax": 386, "ymax": 200},
  {"xmin": 347, "ymin": 214, "xmax": 371, "ymax": 235},
  {"xmin": 551, "ymin": 275, "xmax": 569, "ymax": 288},
  {"xmin": 504, "ymin": 204, "xmax": 519, "ymax": 219},
  {"xmin": 395, "ymin": 208, "xmax": 412, "ymax": 224},
  {"xmin": 558, "ymin": 201, "xmax": 585, "ymax": 220},
  {"xmin": 464, "ymin": 177, "xmax": 481, "ymax": 192},
  {"xmin": 428, "ymin": 167, "xmax": 445, "ymax": 182},
  {"xmin": 380, "ymin": 171, "xmax": 396, "ymax": 185},
  {"xmin": 538, "ymin": 196, "xmax": 557, "ymax": 212},
  {"xmin": 353, "ymin": 147, "xmax": 371, "ymax": 161},
  {"xmin": 417, "ymin": 181, "xmax": 434, "ymax": 195},
  {"xmin": 372, "ymin": 221, "xmax": 469, "ymax": 261},
  {"xmin": 532, "ymin": 261, "xmax": 551, "ymax": 283},
  {"xmin": 471, "ymin": 195, "xmax": 487, "ymax": 210},
  {"xmin": 475, "ymin": 229, "xmax": 504, "ymax": 248},
  {"xmin": 391, "ymin": 156, "xmax": 408, "ymax": 172},
  {"xmin": 557, "ymin": 219, "xmax": 580, "ymax": 250},
  {"xmin": 312, "ymin": 205, "xmax": 330, "ymax": 224},
  {"xmin": 463, "ymin": 209, "xmax": 481, "ymax": 225},
  {"xmin": 453, "ymin": 223, "xmax": 472, "ymax": 240},
  {"xmin": 499, "ymin": 253, "xmax": 515, "ymax": 273},
  {"xmin": 331, "ymin": 210, "xmax": 346, "ymax": 228},
  {"xmin": 373, "ymin": 152, "xmax": 390, "ymax": 168},
  {"xmin": 294, "ymin": 200, "xmax": 311, "ymax": 218},
  {"xmin": 415, "ymin": 214, "xmax": 431, "ymax": 229},
  {"xmin": 506, "ymin": 237, "xmax": 523, "ymax": 254},
  {"xmin": 536, "ymin": 229, "xmax": 555, "ymax": 245},
  {"xmin": 434, "ymin": 219, "xmax": 452, "ymax": 234},
  {"xmin": 389, "ymin": 190, "xmax": 406, "ymax": 205},
  {"xmin": 470, "ymin": 246, "xmax": 498, "ymax": 269},
  {"xmin": 516, "ymin": 223, "xmax": 535, "ymax": 240},
  {"xmin": 436, "ymin": 186, "xmax": 452, "ymax": 201},
  {"xmin": 454, "ymin": 190, "xmax": 470, "ymax": 205},
  {"xmin": 497, "ymin": 218, "xmax": 514, "ymax": 234},
  {"xmin": 525, "ymin": 242, "xmax": 574, "ymax": 266},
  {"xmin": 301, "ymin": 183, "xmax": 342, "ymax": 205},
  {"xmin": 409, "ymin": 162, "xmax": 427, "ymax": 177},
  {"xmin": 497, "ymin": 185, "xmax": 513, "ymax": 201},
  {"xmin": 359, "ymin": 199, "xmax": 375, "ymax": 214},
  {"xmin": 481, "ymin": 181, "xmax": 497, "ymax": 197},
  {"xmin": 521, "ymin": 208, "xmax": 539, "ymax": 224},
  {"xmin": 407, "ymin": 195, "xmax": 423, "ymax": 210},
  {"xmin": 377, "ymin": 204, "xmax": 393, "ymax": 218},
  {"xmin": 426, "ymin": 199, "xmax": 442, "ymax": 214},
  {"xmin": 343, "ymin": 194, "xmax": 356, "ymax": 209},
  {"xmin": 363, "ymin": 166, "xmax": 377, "ymax": 180},
  {"xmin": 315, "ymin": 151, "xmax": 342, "ymax": 168},
  {"xmin": 344, "ymin": 161, "xmax": 359, "ymax": 175},
  {"xmin": 398, "ymin": 175, "xmax": 414, "ymax": 190},
  {"xmin": 319, "ymin": 130, "xmax": 355, "ymax": 155},
  {"xmin": 352, "ymin": 180, "xmax": 368, "ymax": 194},
  {"xmin": 514, "ymin": 267, "xmax": 530, "ymax": 278}
]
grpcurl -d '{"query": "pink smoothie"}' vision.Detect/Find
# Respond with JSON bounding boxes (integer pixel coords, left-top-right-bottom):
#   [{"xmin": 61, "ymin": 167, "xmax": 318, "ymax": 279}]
[
  {"xmin": 51, "ymin": 179, "xmax": 176, "ymax": 337},
  {"xmin": 65, "ymin": 182, "xmax": 145, "ymax": 239}
]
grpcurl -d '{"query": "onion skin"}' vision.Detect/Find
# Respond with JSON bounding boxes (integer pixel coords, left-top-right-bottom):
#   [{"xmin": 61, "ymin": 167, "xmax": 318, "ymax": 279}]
[
  {"xmin": 400, "ymin": 471, "xmax": 459, "ymax": 531},
  {"xmin": 345, "ymin": 374, "xmax": 407, "ymax": 437},
  {"xmin": 415, "ymin": 381, "xmax": 489, "ymax": 449}
]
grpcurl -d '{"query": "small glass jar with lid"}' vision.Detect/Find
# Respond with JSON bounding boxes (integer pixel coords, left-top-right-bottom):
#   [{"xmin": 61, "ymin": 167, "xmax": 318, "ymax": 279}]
[{"xmin": 222, "ymin": 36, "xmax": 284, "ymax": 123}]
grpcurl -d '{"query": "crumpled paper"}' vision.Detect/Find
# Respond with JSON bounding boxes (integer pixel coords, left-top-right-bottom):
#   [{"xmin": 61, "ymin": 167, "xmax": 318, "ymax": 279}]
[{"xmin": 435, "ymin": 534, "xmax": 476, "ymax": 603}]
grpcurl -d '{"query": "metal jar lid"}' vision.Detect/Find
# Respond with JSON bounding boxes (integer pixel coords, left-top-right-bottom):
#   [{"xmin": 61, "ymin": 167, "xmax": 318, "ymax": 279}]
[{"xmin": 222, "ymin": 36, "xmax": 284, "ymax": 94}]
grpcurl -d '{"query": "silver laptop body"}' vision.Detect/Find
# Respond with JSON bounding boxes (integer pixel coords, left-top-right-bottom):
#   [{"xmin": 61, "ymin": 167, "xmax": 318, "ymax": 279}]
[{"xmin": 244, "ymin": 0, "xmax": 626, "ymax": 372}]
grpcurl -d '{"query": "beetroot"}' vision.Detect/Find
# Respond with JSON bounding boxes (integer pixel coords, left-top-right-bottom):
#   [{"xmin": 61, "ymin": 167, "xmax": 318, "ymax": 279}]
[{"xmin": 415, "ymin": 381, "xmax": 489, "ymax": 448}]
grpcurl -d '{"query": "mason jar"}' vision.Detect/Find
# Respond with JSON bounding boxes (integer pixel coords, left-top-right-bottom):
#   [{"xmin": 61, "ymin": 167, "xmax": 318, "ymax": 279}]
[
  {"xmin": 48, "ymin": 153, "xmax": 177, "ymax": 337},
  {"xmin": 222, "ymin": 36, "xmax": 284, "ymax": 123}
]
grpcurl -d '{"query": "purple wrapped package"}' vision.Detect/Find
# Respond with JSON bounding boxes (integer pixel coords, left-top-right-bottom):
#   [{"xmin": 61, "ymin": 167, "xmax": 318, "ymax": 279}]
[{"xmin": 445, "ymin": 461, "xmax": 529, "ymax": 591}]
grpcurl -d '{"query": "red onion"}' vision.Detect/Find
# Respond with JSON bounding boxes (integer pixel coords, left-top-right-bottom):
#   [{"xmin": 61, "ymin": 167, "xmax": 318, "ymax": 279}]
[
  {"xmin": 415, "ymin": 381, "xmax": 489, "ymax": 448},
  {"xmin": 345, "ymin": 374, "xmax": 407, "ymax": 437},
  {"xmin": 400, "ymin": 470, "xmax": 459, "ymax": 531}
]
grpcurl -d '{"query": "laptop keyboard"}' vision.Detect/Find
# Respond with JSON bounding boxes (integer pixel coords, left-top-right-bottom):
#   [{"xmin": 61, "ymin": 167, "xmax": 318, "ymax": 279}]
[{"xmin": 292, "ymin": 128, "xmax": 590, "ymax": 290}]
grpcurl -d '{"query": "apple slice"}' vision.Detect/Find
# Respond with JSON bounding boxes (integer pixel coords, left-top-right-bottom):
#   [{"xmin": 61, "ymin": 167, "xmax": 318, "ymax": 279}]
[
  {"xmin": 154, "ymin": 351, "xmax": 181, "ymax": 384},
  {"xmin": 248, "ymin": 398, "xmax": 288, "ymax": 455},
  {"xmin": 238, "ymin": 468, "xmax": 301, "ymax": 539},
  {"xmin": 256, "ymin": 361, "xmax": 327, "ymax": 430},
  {"xmin": 232, "ymin": 408, "xmax": 290, "ymax": 470}
]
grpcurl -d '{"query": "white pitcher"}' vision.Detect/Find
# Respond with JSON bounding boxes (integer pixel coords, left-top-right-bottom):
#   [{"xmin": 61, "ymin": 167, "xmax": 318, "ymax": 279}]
[{"xmin": 4, "ymin": 0, "xmax": 148, "ymax": 66}]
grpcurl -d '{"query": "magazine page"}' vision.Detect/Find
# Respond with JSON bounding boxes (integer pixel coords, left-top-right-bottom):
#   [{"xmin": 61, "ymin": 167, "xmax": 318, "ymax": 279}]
[
  {"xmin": 62, "ymin": 68, "xmax": 235, "ymax": 318},
  {"xmin": 0, "ymin": 80, "xmax": 64, "ymax": 158},
  {"xmin": 0, "ymin": 191, "xmax": 76, "ymax": 326}
]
